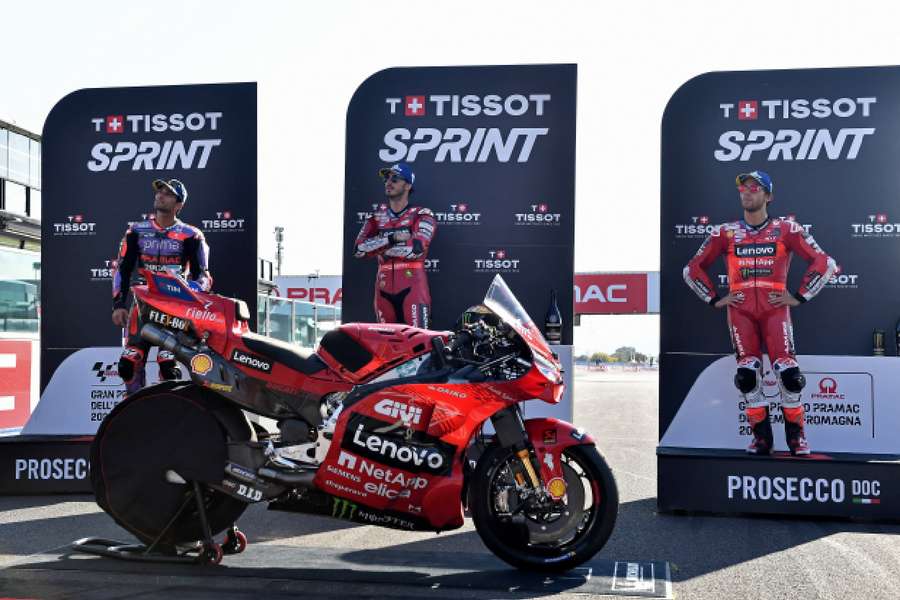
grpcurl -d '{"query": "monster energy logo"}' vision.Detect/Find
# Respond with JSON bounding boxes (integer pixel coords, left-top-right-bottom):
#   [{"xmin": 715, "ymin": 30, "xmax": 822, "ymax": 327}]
[{"xmin": 332, "ymin": 497, "xmax": 357, "ymax": 520}]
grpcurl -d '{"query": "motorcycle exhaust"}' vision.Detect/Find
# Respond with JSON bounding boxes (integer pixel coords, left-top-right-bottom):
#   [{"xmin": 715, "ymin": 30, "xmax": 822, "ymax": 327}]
[{"xmin": 141, "ymin": 323, "xmax": 193, "ymax": 363}]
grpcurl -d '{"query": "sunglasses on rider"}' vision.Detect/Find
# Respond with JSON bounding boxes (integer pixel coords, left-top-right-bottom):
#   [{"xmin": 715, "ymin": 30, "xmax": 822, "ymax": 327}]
[
  {"xmin": 737, "ymin": 184, "xmax": 764, "ymax": 193},
  {"xmin": 384, "ymin": 174, "xmax": 408, "ymax": 184}
]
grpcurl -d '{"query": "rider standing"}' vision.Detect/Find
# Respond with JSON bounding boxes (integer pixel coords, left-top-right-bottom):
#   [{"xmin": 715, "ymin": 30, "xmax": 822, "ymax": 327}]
[
  {"xmin": 683, "ymin": 170, "xmax": 836, "ymax": 456},
  {"xmin": 354, "ymin": 163, "xmax": 436, "ymax": 328},
  {"xmin": 112, "ymin": 178, "xmax": 212, "ymax": 395}
]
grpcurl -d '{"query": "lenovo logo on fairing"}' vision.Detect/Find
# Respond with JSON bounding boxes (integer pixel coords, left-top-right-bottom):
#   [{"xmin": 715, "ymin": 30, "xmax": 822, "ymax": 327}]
[
  {"xmin": 231, "ymin": 349, "xmax": 272, "ymax": 373},
  {"xmin": 735, "ymin": 244, "xmax": 776, "ymax": 257}
]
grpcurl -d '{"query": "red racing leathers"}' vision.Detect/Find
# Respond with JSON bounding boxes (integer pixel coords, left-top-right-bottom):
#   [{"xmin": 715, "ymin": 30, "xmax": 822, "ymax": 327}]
[
  {"xmin": 354, "ymin": 204, "xmax": 436, "ymax": 328},
  {"xmin": 684, "ymin": 216, "xmax": 836, "ymax": 453}
]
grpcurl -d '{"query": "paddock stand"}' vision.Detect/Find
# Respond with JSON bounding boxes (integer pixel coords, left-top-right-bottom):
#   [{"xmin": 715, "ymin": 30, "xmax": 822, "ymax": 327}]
[{"xmin": 72, "ymin": 481, "xmax": 247, "ymax": 565}]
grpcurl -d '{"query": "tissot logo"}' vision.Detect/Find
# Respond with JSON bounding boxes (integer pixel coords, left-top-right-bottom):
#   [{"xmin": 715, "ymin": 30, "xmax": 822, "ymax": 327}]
[
  {"xmin": 53, "ymin": 214, "xmax": 97, "ymax": 236},
  {"xmin": 715, "ymin": 96, "xmax": 877, "ymax": 162},
  {"xmin": 850, "ymin": 213, "xmax": 900, "ymax": 237},
  {"xmin": 231, "ymin": 349, "xmax": 272, "ymax": 374},
  {"xmin": 357, "ymin": 203, "xmax": 387, "ymax": 223},
  {"xmin": 514, "ymin": 203, "xmax": 561, "ymax": 225},
  {"xmin": 385, "ymin": 94, "xmax": 552, "ymax": 117},
  {"xmin": 674, "ymin": 216, "xmax": 717, "ymax": 238},
  {"xmin": 90, "ymin": 260, "xmax": 115, "ymax": 281},
  {"xmin": 434, "ymin": 203, "xmax": 482, "ymax": 224},
  {"xmin": 474, "ymin": 249, "xmax": 520, "ymax": 273},
  {"xmin": 88, "ymin": 111, "xmax": 224, "ymax": 172},
  {"xmin": 827, "ymin": 265, "xmax": 860, "ymax": 289},
  {"xmin": 201, "ymin": 211, "xmax": 245, "ymax": 232}
]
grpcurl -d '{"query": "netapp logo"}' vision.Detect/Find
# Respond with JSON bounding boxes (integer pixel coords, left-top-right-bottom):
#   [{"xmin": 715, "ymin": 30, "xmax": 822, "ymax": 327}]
[
  {"xmin": 728, "ymin": 475, "xmax": 846, "ymax": 503},
  {"xmin": 734, "ymin": 243, "xmax": 776, "ymax": 257},
  {"xmin": 231, "ymin": 349, "xmax": 272, "ymax": 373},
  {"xmin": 715, "ymin": 97, "xmax": 877, "ymax": 162},
  {"xmin": 15, "ymin": 458, "xmax": 89, "ymax": 480},
  {"xmin": 87, "ymin": 112, "xmax": 224, "ymax": 172}
]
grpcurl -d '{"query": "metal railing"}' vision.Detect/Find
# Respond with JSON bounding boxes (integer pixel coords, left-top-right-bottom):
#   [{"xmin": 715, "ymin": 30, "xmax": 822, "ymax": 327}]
[{"xmin": 256, "ymin": 295, "xmax": 341, "ymax": 349}]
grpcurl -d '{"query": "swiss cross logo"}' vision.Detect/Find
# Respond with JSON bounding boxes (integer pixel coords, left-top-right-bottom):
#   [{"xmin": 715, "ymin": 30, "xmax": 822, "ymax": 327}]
[
  {"xmin": 786, "ymin": 214, "xmax": 796, "ymax": 221},
  {"xmin": 877, "ymin": 213, "xmax": 888, "ymax": 223},
  {"xmin": 537, "ymin": 203, "xmax": 548, "ymax": 213},
  {"xmin": 738, "ymin": 100, "xmax": 758, "ymax": 120},
  {"xmin": 495, "ymin": 250, "xmax": 506, "ymax": 259},
  {"xmin": 456, "ymin": 204, "xmax": 468, "ymax": 212},
  {"xmin": 834, "ymin": 264, "xmax": 843, "ymax": 275},
  {"xmin": 699, "ymin": 216, "xmax": 709, "ymax": 225},
  {"xmin": 223, "ymin": 211, "xmax": 232, "ymax": 219},
  {"xmin": 106, "ymin": 115, "xmax": 124, "ymax": 133},
  {"xmin": 73, "ymin": 215, "xmax": 84, "ymax": 223},
  {"xmin": 405, "ymin": 95, "xmax": 425, "ymax": 117}
]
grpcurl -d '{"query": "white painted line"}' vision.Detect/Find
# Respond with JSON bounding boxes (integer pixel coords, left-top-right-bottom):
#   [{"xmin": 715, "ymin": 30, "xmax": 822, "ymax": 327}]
[
  {"xmin": 0, "ymin": 396, "xmax": 15, "ymax": 411},
  {"xmin": 0, "ymin": 353, "xmax": 16, "ymax": 368}
]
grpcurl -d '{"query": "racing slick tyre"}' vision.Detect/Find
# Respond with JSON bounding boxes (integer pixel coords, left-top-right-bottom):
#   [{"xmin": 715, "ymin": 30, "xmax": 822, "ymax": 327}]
[
  {"xmin": 470, "ymin": 443, "xmax": 618, "ymax": 573},
  {"xmin": 91, "ymin": 382, "xmax": 252, "ymax": 550}
]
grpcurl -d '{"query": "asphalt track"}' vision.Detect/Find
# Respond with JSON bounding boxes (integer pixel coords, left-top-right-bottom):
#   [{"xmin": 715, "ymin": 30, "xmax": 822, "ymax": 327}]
[{"xmin": 2, "ymin": 369, "xmax": 900, "ymax": 599}]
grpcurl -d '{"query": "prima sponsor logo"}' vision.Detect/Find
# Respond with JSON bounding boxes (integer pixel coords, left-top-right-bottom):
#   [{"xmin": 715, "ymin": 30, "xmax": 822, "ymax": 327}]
[
  {"xmin": 201, "ymin": 211, "xmax": 245, "ymax": 232},
  {"xmin": 90, "ymin": 260, "xmax": 116, "ymax": 281},
  {"xmin": 53, "ymin": 214, "xmax": 97, "ymax": 236},
  {"xmin": 88, "ymin": 111, "xmax": 223, "ymax": 172},
  {"xmin": 674, "ymin": 216, "xmax": 716, "ymax": 239},
  {"xmin": 474, "ymin": 249, "xmax": 520, "ymax": 273},
  {"xmin": 231, "ymin": 349, "xmax": 272, "ymax": 373},
  {"xmin": 715, "ymin": 97, "xmax": 877, "ymax": 162},
  {"xmin": 850, "ymin": 213, "xmax": 900, "ymax": 238},
  {"xmin": 514, "ymin": 203, "xmax": 561, "ymax": 226},
  {"xmin": 380, "ymin": 93, "xmax": 552, "ymax": 163},
  {"xmin": 434, "ymin": 203, "xmax": 482, "ymax": 224},
  {"xmin": 15, "ymin": 458, "xmax": 89, "ymax": 480},
  {"xmin": 374, "ymin": 399, "xmax": 422, "ymax": 425}
]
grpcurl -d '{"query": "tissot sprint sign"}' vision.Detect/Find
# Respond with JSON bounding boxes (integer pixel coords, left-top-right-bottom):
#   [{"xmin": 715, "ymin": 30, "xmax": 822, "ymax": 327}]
[
  {"xmin": 31, "ymin": 83, "xmax": 257, "ymax": 435},
  {"xmin": 660, "ymin": 67, "xmax": 900, "ymax": 459},
  {"xmin": 341, "ymin": 65, "xmax": 576, "ymax": 342}
]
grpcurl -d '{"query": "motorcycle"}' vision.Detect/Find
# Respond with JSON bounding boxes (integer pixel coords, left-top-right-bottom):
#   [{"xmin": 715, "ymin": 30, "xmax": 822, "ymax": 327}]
[{"xmin": 90, "ymin": 270, "xmax": 618, "ymax": 572}]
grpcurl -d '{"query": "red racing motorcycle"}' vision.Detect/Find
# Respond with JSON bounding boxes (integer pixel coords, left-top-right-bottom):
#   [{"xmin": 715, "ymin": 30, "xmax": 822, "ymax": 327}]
[{"xmin": 89, "ymin": 271, "xmax": 618, "ymax": 571}]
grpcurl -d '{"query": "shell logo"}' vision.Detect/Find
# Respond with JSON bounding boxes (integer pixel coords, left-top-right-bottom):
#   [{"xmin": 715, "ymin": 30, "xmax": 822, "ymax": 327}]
[
  {"xmin": 190, "ymin": 354, "xmax": 214, "ymax": 376},
  {"xmin": 547, "ymin": 477, "xmax": 567, "ymax": 500}
]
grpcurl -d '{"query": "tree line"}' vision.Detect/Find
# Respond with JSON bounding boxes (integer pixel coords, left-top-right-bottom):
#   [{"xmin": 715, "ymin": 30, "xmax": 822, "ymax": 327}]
[{"xmin": 575, "ymin": 346, "xmax": 654, "ymax": 365}]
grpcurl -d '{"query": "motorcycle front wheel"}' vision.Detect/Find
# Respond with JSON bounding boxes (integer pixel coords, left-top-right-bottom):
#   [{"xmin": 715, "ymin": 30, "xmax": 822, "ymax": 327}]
[{"xmin": 470, "ymin": 443, "xmax": 618, "ymax": 572}]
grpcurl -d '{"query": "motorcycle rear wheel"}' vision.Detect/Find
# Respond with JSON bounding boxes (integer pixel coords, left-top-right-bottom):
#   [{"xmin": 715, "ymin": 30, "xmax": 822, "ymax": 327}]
[
  {"xmin": 470, "ymin": 443, "xmax": 618, "ymax": 572},
  {"xmin": 91, "ymin": 383, "xmax": 252, "ymax": 550}
]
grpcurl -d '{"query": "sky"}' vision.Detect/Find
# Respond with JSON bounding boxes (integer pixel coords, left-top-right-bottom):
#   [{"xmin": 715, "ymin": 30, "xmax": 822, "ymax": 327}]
[{"xmin": 3, "ymin": 0, "xmax": 898, "ymax": 356}]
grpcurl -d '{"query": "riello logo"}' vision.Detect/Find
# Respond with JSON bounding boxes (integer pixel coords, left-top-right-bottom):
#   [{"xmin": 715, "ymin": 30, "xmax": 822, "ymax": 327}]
[
  {"xmin": 201, "ymin": 211, "xmax": 245, "ymax": 232},
  {"xmin": 379, "ymin": 93, "xmax": 552, "ymax": 163},
  {"xmin": 514, "ymin": 203, "xmax": 561, "ymax": 226},
  {"xmin": 714, "ymin": 96, "xmax": 877, "ymax": 162},
  {"xmin": 53, "ymin": 214, "xmax": 97, "ymax": 236},
  {"xmin": 674, "ymin": 215, "xmax": 716, "ymax": 239},
  {"xmin": 87, "ymin": 111, "xmax": 224, "ymax": 172},
  {"xmin": 434, "ymin": 203, "xmax": 482, "ymax": 225},
  {"xmin": 474, "ymin": 249, "xmax": 520, "ymax": 273},
  {"xmin": 850, "ymin": 213, "xmax": 900, "ymax": 238}
]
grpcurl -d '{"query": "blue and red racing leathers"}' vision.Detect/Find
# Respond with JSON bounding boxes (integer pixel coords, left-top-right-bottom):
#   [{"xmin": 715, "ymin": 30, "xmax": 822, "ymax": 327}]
[
  {"xmin": 684, "ymin": 216, "xmax": 836, "ymax": 450},
  {"xmin": 113, "ymin": 218, "xmax": 212, "ymax": 394},
  {"xmin": 354, "ymin": 204, "xmax": 436, "ymax": 328}
]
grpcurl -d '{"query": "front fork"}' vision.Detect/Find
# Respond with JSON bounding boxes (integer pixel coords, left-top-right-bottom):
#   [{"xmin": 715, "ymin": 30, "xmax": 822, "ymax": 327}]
[{"xmin": 490, "ymin": 407, "xmax": 565, "ymax": 499}]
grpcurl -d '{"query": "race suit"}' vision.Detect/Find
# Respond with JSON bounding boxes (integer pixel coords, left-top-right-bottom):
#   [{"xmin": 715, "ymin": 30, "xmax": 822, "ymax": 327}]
[
  {"xmin": 683, "ymin": 217, "xmax": 836, "ymax": 442},
  {"xmin": 113, "ymin": 218, "xmax": 212, "ymax": 394},
  {"xmin": 354, "ymin": 204, "xmax": 436, "ymax": 328}
]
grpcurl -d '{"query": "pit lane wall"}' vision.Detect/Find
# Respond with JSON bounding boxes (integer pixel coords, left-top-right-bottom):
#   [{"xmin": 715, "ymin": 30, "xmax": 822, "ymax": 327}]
[{"xmin": 659, "ymin": 66, "xmax": 900, "ymax": 519}]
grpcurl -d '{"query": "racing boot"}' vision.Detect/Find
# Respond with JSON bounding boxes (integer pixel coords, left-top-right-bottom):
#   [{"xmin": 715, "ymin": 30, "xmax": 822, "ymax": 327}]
[
  {"xmin": 746, "ymin": 406, "xmax": 773, "ymax": 455},
  {"xmin": 783, "ymin": 407, "xmax": 810, "ymax": 456}
]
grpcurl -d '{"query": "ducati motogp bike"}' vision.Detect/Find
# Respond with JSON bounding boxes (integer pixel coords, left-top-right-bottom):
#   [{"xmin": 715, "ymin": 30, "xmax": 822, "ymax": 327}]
[{"xmin": 89, "ymin": 270, "xmax": 618, "ymax": 572}]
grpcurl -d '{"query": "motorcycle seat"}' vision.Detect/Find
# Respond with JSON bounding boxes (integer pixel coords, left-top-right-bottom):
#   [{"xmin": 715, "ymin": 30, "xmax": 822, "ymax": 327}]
[{"xmin": 241, "ymin": 333, "xmax": 327, "ymax": 375}]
